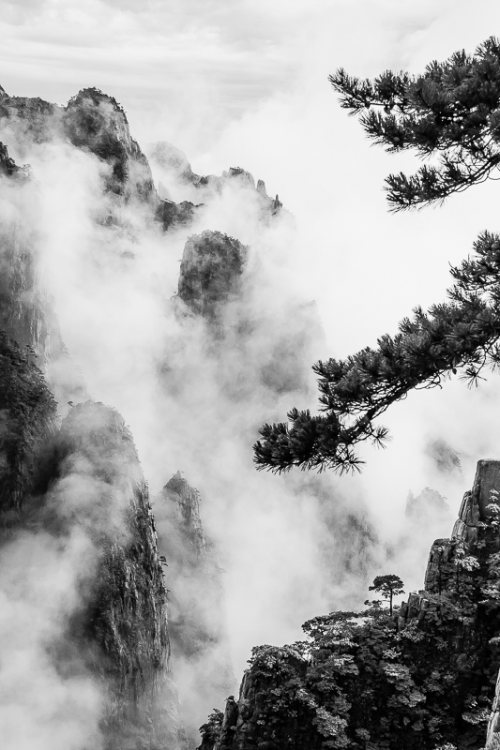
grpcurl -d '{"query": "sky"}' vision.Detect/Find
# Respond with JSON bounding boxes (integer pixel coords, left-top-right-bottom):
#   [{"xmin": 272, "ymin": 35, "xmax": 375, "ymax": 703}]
[
  {"xmin": 2, "ymin": 0, "xmax": 500, "ymax": 353},
  {"xmin": 4, "ymin": 0, "xmax": 500, "ymax": 736}
]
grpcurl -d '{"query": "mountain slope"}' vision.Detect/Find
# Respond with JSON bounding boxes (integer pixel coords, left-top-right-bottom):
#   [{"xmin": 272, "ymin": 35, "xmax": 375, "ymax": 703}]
[{"xmin": 201, "ymin": 461, "xmax": 500, "ymax": 750}]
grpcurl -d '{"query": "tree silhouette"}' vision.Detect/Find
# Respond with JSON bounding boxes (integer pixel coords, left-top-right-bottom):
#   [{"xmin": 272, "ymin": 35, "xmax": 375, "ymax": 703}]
[
  {"xmin": 369, "ymin": 574, "xmax": 405, "ymax": 616},
  {"xmin": 254, "ymin": 37, "xmax": 500, "ymax": 474}
]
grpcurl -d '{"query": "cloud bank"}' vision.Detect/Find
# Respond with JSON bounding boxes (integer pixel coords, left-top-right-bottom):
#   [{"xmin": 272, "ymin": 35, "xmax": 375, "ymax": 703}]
[{"xmin": 3, "ymin": 2, "xmax": 500, "ymax": 739}]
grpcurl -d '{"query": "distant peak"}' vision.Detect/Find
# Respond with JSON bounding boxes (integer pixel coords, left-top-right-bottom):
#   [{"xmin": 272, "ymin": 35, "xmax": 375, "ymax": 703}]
[
  {"xmin": 66, "ymin": 87, "xmax": 128, "ymax": 122},
  {"xmin": 150, "ymin": 141, "xmax": 193, "ymax": 180},
  {"xmin": 178, "ymin": 230, "xmax": 248, "ymax": 318}
]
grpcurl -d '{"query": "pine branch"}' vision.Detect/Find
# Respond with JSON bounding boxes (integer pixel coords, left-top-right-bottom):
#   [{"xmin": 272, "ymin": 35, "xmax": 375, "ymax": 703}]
[
  {"xmin": 254, "ymin": 233, "xmax": 500, "ymax": 472},
  {"xmin": 330, "ymin": 36, "xmax": 500, "ymax": 209}
]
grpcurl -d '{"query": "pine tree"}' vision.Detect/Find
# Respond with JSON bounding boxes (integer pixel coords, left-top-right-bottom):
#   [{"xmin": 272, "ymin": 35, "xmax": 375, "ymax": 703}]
[
  {"xmin": 254, "ymin": 37, "xmax": 500, "ymax": 473},
  {"xmin": 369, "ymin": 574, "xmax": 405, "ymax": 616},
  {"xmin": 331, "ymin": 36, "xmax": 500, "ymax": 210}
]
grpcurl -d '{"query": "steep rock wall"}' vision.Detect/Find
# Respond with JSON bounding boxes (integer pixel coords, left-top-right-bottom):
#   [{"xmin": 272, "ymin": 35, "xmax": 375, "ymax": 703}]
[
  {"xmin": 46, "ymin": 401, "xmax": 182, "ymax": 749},
  {"xmin": 200, "ymin": 461, "xmax": 500, "ymax": 750},
  {"xmin": 0, "ymin": 82, "xmax": 196, "ymax": 228},
  {"xmin": 149, "ymin": 141, "xmax": 282, "ymax": 220},
  {"xmin": 177, "ymin": 231, "xmax": 248, "ymax": 321},
  {"xmin": 0, "ymin": 142, "xmax": 53, "ymax": 360},
  {"xmin": 155, "ymin": 473, "xmax": 233, "ymax": 742},
  {"xmin": 0, "ymin": 327, "xmax": 184, "ymax": 746},
  {"xmin": 0, "ymin": 332, "xmax": 56, "ymax": 517}
]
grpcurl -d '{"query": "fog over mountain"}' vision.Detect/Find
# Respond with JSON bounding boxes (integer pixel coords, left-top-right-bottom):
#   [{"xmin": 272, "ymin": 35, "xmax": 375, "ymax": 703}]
[{"xmin": 3, "ymin": 3, "xmax": 500, "ymax": 749}]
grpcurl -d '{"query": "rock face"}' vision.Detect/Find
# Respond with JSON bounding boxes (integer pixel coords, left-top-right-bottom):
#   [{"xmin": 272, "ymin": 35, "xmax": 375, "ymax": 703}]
[
  {"xmin": 156, "ymin": 472, "xmax": 229, "ymax": 661},
  {"xmin": 156, "ymin": 197, "xmax": 198, "ymax": 231},
  {"xmin": 0, "ymin": 86, "xmax": 189, "ymax": 741},
  {"xmin": 0, "ymin": 140, "xmax": 21, "ymax": 176},
  {"xmin": 46, "ymin": 402, "xmax": 181, "ymax": 749},
  {"xmin": 0, "ymin": 86, "xmax": 282, "ymax": 236},
  {"xmin": 0, "ymin": 85, "xmax": 57, "ymax": 143},
  {"xmin": 487, "ymin": 671, "xmax": 500, "ymax": 748},
  {"xmin": 0, "ymin": 79, "xmax": 407, "ymax": 749},
  {"xmin": 0, "ymin": 331, "xmax": 56, "ymax": 517},
  {"xmin": 200, "ymin": 460, "xmax": 500, "ymax": 750},
  {"xmin": 63, "ymin": 87, "xmax": 155, "ymax": 199},
  {"xmin": 0, "ymin": 335, "xmax": 183, "ymax": 747},
  {"xmin": 0, "ymin": 83, "xmax": 198, "ymax": 232},
  {"xmin": 155, "ymin": 473, "xmax": 233, "ymax": 742},
  {"xmin": 178, "ymin": 230, "xmax": 248, "ymax": 319},
  {"xmin": 149, "ymin": 141, "xmax": 282, "ymax": 218},
  {"xmin": 0, "ymin": 142, "xmax": 51, "ymax": 359},
  {"xmin": 0, "ymin": 80, "xmax": 283, "ymax": 748},
  {"xmin": 0, "ymin": 85, "xmax": 152, "ymax": 198}
]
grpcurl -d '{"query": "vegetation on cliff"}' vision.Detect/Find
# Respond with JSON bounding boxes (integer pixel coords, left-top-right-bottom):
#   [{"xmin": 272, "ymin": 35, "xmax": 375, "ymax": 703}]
[
  {"xmin": 177, "ymin": 230, "xmax": 248, "ymax": 320},
  {"xmin": 0, "ymin": 332, "xmax": 56, "ymax": 515},
  {"xmin": 200, "ymin": 476, "xmax": 500, "ymax": 749},
  {"xmin": 368, "ymin": 574, "xmax": 405, "ymax": 616},
  {"xmin": 50, "ymin": 404, "xmax": 170, "ymax": 705}
]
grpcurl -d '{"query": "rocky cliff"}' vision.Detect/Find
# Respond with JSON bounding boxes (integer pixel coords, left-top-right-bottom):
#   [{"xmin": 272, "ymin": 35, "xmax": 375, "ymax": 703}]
[
  {"xmin": 177, "ymin": 230, "xmax": 248, "ymax": 321},
  {"xmin": 0, "ymin": 331, "xmax": 56, "ymax": 517},
  {"xmin": 0, "ymin": 141, "xmax": 52, "ymax": 359},
  {"xmin": 0, "ymin": 83, "xmax": 199, "ymax": 236},
  {"xmin": 0, "ymin": 345, "xmax": 185, "ymax": 746},
  {"xmin": 149, "ymin": 141, "xmax": 282, "ymax": 219},
  {"xmin": 0, "ymin": 86, "xmax": 185, "ymax": 747},
  {"xmin": 156, "ymin": 472, "xmax": 227, "ymax": 662},
  {"xmin": 46, "ymin": 401, "xmax": 180, "ymax": 749},
  {"xmin": 154, "ymin": 473, "xmax": 233, "ymax": 742},
  {"xmin": 0, "ymin": 331, "xmax": 184, "ymax": 746},
  {"xmin": 200, "ymin": 461, "xmax": 500, "ymax": 750},
  {"xmin": 0, "ymin": 79, "xmax": 286, "ymax": 748}
]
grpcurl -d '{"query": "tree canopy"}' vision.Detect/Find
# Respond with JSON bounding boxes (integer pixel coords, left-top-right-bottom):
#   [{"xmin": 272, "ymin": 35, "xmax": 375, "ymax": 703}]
[
  {"xmin": 331, "ymin": 36, "xmax": 500, "ymax": 210},
  {"xmin": 369, "ymin": 574, "xmax": 405, "ymax": 615},
  {"xmin": 254, "ymin": 37, "xmax": 500, "ymax": 474}
]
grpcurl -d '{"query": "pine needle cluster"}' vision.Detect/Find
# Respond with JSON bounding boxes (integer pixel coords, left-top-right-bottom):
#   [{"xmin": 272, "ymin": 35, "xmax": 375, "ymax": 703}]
[{"xmin": 254, "ymin": 38, "xmax": 500, "ymax": 473}]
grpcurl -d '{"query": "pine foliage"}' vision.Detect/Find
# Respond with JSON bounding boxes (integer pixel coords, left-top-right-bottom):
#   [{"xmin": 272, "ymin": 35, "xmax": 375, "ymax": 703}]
[
  {"xmin": 330, "ymin": 37, "xmax": 500, "ymax": 210},
  {"xmin": 254, "ymin": 39, "xmax": 500, "ymax": 473}
]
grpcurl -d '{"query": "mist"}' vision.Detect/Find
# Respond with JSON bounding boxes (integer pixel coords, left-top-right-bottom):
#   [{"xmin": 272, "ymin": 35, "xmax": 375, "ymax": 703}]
[
  {"xmin": 5, "ymin": 115, "xmax": 475, "ymax": 736},
  {"xmin": 3, "ymin": 1, "xmax": 500, "ymax": 744},
  {"xmin": 0, "ymin": 529, "xmax": 103, "ymax": 750}
]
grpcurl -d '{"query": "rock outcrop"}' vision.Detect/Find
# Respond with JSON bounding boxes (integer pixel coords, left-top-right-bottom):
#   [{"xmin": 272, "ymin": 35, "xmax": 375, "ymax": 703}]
[
  {"xmin": 155, "ymin": 473, "xmax": 233, "ymax": 743},
  {"xmin": 487, "ymin": 671, "xmax": 500, "ymax": 748},
  {"xmin": 0, "ymin": 84, "xmax": 57, "ymax": 143},
  {"xmin": 0, "ymin": 140, "xmax": 21, "ymax": 176},
  {"xmin": 177, "ymin": 230, "xmax": 248, "ymax": 320},
  {"xmin": 0, "ymin": 332, "xmax": 56, "ymax": 517},
  {"xmin": 149, "ymin": 141, "xmax": 282, "ymax": 218},
  {"xmin": 0, "ymin": 83, "xmax": 281, "ymax": 237},
  {"xmin": 0, "ymin": 329, "xmax": 184, "ymax": 747},
  {"xmin": 200, "ymin": 460, "xmax": 500, "ymax": 750},
  {"xmin": 156, "ymin": 473, "xmax": 229, "ymax": 662},
  {"xmin": 63, "ymin": 87, "xmax": 155, "ymax": 199},
  {"xmin": 0, "ymin": 83, "xmax": 197, "ymax": 229},
  {"xmin": 0, "ymin": 102, "xmax": 186, "ymax": 741},
  {"xmin": 0, "ymin": 141, "xmax": 51, "ymax": 359},
  {"xmin": 45, "ymin": 402, "xmax": 182, "ymax": 749}
]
